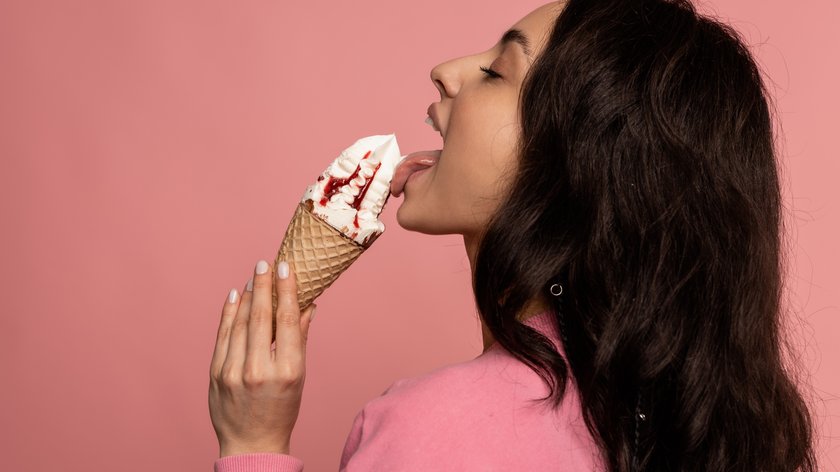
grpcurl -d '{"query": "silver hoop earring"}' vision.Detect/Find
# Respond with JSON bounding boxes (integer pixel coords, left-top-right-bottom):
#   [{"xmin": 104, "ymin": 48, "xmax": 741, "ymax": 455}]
[{"xmin": 549, "ymin": 283, "xmax": 563, "ymax": 296}]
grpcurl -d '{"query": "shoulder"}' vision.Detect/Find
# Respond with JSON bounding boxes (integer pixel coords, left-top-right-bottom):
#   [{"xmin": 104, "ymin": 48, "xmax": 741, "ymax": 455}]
[
  {"xmin": 360, "ymin": 346, "xmax": 578, "ymax": 442},
  {"xmin": 378, "ymin": 346, "xmax": 543, "ymax": 406},
  {"xmin": 343, "ymin": 346, "xmax": 605, "ymax": 470},
  {"xmin": 358, "ymin": 347, "xmax": 527, "ymax": 424}
]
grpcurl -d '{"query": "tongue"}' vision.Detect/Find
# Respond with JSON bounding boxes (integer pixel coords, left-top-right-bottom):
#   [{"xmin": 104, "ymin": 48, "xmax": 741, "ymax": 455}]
[{"xmin": 390, "ymin": 150, "xmax": 441, "ymax": 197}]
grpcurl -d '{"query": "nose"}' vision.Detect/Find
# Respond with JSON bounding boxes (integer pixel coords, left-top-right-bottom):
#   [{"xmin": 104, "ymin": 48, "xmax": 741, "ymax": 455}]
[{"xmin": 430, "ymin": 61, "xmax": 459, "ymax": 99}]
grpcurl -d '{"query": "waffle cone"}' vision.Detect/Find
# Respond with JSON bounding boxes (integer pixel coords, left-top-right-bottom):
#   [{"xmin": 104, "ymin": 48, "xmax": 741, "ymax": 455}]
[{"xmin": 270, "ymin": 200, "xmax": 379, "ymax": 338}]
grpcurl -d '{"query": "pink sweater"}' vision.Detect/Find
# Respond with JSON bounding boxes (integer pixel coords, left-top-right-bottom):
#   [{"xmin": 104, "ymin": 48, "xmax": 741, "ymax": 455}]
[{"xmin": 214, "ymin": 310, "xmax": 605, "ymax": 471}]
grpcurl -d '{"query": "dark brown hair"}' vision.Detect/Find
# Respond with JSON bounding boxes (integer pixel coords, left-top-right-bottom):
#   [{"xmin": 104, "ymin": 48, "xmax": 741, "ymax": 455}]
[{"xmin": 471, "ymin": 0, "xmax": 818, "ymax": 470}]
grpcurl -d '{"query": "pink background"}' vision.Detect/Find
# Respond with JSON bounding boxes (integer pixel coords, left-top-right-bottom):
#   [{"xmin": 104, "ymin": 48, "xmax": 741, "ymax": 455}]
[{"xmin": 0, "ymin": 0, "xmax": 836, "ymax": 470}]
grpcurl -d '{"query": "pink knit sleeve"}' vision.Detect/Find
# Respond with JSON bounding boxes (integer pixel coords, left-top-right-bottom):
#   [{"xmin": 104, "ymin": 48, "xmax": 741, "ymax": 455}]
[{"xmin": 213, "ymin": 452, "xmax": 304, "ymax": 472}]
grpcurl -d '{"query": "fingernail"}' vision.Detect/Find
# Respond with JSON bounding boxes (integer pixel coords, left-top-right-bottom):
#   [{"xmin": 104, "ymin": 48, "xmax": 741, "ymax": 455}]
[
  {"xmin": 255, "ymin": 260, "xmax": 269, "ymax": 275},
  {"xmin": 228, "ymin": 288, "xmax": 238, "ymax": 304},
  {"xmin": 277, "ymin": 260, "xmax": 289, "ymax": 279},
  {"xmin": 246, "ymin": 278, "xmax": 253, "ymax": 291},
  {"xmin": 310, "ymin": 305, "xmax": 317, "ymax": 322}
]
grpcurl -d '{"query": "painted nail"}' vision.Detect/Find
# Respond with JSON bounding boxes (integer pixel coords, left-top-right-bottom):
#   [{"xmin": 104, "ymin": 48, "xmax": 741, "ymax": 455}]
[
  {"xmin": 255, "ymin": 260, "xmax": 269, "ymax": 275},
  {"xmin": 246, "ymin": 278, "xmax": 253, "ymax": 291},
  {"xmin": 277, "ymin": 260, "xmax": 289, "ymax": 279},
  {"xmin": 228, "ymin": 288, "xmax": 238, "ymax": 304}
]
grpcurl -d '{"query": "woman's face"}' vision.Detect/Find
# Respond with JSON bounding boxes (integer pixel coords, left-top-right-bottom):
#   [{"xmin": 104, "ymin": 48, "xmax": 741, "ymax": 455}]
[{"xmin": 395, "ymin": 2, "xmax": 563, "ymax": 238}]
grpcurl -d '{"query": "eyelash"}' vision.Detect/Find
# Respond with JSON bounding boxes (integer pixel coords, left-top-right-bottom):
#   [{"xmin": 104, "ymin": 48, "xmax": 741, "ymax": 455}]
[{"xmin": 479, "ymin": 66, "xmax": 502, "ymax": 80}]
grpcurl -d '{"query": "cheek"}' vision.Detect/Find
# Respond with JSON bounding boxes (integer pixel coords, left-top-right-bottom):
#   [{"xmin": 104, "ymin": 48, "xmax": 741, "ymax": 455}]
[
  {"xmin": 445, "ymin": 99, "xmax": 520, "ymax": 205},
  {"xmin": 457, "ymin": 87, "xmax": 519, "ymax": 150}
]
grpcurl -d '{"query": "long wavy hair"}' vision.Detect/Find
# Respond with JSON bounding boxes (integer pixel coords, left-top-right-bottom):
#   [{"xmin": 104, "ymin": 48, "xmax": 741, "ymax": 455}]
[{"xmin": 470, "ymin": 0, "xmax": 818, "ymax": 470}]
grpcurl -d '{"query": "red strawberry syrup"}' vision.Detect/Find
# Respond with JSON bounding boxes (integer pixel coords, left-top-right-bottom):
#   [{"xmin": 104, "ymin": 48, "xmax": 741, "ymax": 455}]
[{"xmin": 318, "ymin": 150, "xmax": 383, "ymax": 213}]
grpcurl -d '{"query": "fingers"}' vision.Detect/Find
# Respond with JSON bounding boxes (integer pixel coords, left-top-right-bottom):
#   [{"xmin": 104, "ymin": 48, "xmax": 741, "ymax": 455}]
[
  {"xmin": 246, "ymin": 260, "xmax": 275, "ymax": 364},
  {"xmin": 300, "ymin": 303, "xmax": 316, "ymax": 346},
  {"xmin": 220, "ymin": 277, "xmax": 254, "ymax": 381},
  {"xmin": 212, "ymin": 258, "xmax": 308, "ymax": 386},
  {"xmin": 210, "ymin": 285, "xmax": 243, "ymax": 379},
  {"xmin": 273, "ymin": 260, "xmax": 304, "ymax": 364}
]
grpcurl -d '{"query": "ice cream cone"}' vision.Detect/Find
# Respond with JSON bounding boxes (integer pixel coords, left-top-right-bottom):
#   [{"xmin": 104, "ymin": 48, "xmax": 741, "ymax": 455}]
[
  {"xmin": 265, "ymin": 133, "xmax": 402, "ymax": 341},
  {"xmin": 270, "ymin": 199, "xmax": 380, "ymax": 339}
]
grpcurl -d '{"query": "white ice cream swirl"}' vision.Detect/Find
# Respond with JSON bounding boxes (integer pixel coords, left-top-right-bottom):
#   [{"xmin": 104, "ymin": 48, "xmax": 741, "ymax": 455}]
[{"xmin": 300, "ymin": 134, "xmax": 405, "ymax": 246}]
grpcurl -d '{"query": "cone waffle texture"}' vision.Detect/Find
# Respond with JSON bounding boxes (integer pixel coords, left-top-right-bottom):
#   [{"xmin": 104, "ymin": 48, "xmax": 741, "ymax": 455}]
[{"xmin": 270, "ymin": 200, "xmax": 376, "ymax": 337}]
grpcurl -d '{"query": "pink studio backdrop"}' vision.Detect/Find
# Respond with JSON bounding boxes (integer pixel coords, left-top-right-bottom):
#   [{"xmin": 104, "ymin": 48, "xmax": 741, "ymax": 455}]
[{"xmin": 0, "ymin": 0, "xmax": 837, "ymax": 470}]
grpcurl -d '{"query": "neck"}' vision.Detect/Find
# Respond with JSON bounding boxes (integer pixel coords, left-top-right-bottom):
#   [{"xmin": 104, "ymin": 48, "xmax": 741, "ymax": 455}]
[{"xmin": 464, "ymin": 232, "xmax": 551, "ymax": 352}]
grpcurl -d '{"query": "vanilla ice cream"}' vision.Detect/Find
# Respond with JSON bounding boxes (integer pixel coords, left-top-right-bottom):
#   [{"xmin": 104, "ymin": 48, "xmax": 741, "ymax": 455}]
[{"xmin": 301, "ymin": 134, "xmax": 405, "ymax": 247}]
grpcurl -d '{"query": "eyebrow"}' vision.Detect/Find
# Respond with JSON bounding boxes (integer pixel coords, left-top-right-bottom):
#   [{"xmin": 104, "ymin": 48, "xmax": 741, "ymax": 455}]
[{"xmin": 500, "ymin": 28, "xmax": 532, "ymax": 58}]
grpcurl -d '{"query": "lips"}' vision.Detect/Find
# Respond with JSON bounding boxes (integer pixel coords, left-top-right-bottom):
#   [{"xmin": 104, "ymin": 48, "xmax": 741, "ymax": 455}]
[
  {"xmin": 427, "ymin": 104, "xmax": 444, "ymax": 139},
  {"xmin": 390, "ymin": 149, "xmax": 441, "ymax": 197}
]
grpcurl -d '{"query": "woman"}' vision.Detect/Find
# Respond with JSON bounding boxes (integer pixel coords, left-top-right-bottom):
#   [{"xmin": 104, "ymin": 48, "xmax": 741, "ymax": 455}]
[{"xmin": 209, "ymin": 0, "xmax": 819, "ymax": 470}]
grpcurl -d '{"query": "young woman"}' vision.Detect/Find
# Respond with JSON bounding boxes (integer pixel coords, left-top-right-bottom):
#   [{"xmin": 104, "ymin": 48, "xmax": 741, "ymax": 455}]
[{"xmin": 209, "ymin": 0, "xmax": 818, "ymax": 470}]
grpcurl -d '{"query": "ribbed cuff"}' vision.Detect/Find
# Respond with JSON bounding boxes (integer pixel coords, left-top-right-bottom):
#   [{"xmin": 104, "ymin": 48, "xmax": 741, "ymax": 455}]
[{"xmin": 214, "ymin": 452, "xmax": 304, "ymax": 472}]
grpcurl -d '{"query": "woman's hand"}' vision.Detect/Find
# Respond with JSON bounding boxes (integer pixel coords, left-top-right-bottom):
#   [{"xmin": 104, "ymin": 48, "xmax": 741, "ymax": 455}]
[{"xmin": 209, "ymin": 259, "xmax": 316, "ymax": 458}]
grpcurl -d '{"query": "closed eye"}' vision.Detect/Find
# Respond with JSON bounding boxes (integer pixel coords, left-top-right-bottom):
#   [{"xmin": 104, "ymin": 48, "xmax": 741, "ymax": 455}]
[{"xmin": 479, "ymin": 66, "xmax": 502, "ymax": 80}]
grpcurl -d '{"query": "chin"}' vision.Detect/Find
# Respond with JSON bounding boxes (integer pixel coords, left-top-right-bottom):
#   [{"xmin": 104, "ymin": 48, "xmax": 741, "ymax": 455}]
[
  {"xmin": 395, "ymin": 200, "xmax": 466, "ymax": 236},
  {"xmin": 395, "ymin": 201, "xmax": 428, "ymax": 233}
]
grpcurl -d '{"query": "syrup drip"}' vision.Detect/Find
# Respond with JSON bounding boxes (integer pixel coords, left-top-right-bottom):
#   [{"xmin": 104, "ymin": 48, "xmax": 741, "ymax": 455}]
[{"xmin": 319, "ymin": 150, "xmax": 383, "ymax": 215}]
